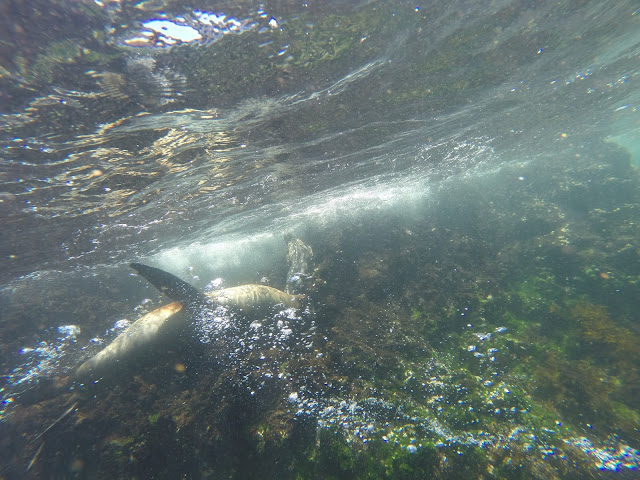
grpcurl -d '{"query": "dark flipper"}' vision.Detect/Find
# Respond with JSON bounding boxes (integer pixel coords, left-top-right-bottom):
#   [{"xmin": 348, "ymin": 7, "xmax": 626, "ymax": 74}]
[{"xmin": 130, "ymin": 263, "xmax": 206, "ymax": 305}]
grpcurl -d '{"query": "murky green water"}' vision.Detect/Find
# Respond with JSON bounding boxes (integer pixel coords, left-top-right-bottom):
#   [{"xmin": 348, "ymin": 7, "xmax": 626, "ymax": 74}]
[{"xmin": 0, "ymin": 1, "xmax": 639, "ymax": 478}]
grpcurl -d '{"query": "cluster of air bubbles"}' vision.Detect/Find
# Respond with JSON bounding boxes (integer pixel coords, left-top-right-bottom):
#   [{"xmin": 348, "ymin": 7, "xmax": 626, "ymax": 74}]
[
  {"xmin": 251, "ymin": 307, "xmax": 309, "ymax": 347},
  {"xmin": 281, "ymin": 355, "xmax": 638, "ymax": 472},
  {"xmin": 57, "ymin": 325, "xmax": 81, "ymax": 338},
  {"xmin": 133, "ymin": 297, "xmax": 155, "ymax": 314},
  {"xmin": 192, "ymin": 301, "xmax": 312, "ymax": 353},
  {"xmin": 112, "ymin": 319, "xmax": 131, "ymax": 331},
  {"xmin": 204, "ymin": 277, "xmax": 224, "ymax": 292},
  {"xmin": 286, "ymin": 272, "xmax": 313, "ymax": 293},
  {"xmin": 288, "ymin": 390, "xmax": 400, "ymax": 441},
  {"xmin": 190, "ymin": 300, "xmax": 319, "ymax": 403},
  {"xmin": 285, "ymin": 388, "xmax": 496, "ymax": 452},
  {"xmin": 5, "ymin": 325, "xmax": 81, "ymax": 387},
  {"xmin": 1, "ymin": 324, "xmax": 81, "ymax": 419},
  {"xmin": 465, "ymin": 325, "xmax": 508, "ymax": 365},
  {"xmin": 192, "ymin": 304, "xmax": 235, "ymax": 345},
  {"xmin": 563, "ymin": 436, "xmax": 640, "ymax": 471}
]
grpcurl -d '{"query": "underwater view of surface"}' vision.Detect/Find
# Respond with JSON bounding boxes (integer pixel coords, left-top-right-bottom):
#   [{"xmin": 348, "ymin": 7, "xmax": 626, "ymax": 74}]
[{"xmin": 0, "ymin": 0, "xmax": 639, "ymax": 478}]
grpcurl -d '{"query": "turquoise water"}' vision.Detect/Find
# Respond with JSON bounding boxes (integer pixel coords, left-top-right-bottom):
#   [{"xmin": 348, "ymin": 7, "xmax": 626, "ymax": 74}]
[{"xmin": 0, "ymin": 1, "xmax": 639, "ymax": 478}]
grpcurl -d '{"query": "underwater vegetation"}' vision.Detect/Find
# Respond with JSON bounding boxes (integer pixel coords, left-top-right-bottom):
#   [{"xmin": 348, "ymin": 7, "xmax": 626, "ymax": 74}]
[
  {"xmin": 0, "ymin": 0, "xmax": 639, "ymax": 476},
  {"xmin": 2, "ymin": 140, "xmax": 639, "ymax": 479}
]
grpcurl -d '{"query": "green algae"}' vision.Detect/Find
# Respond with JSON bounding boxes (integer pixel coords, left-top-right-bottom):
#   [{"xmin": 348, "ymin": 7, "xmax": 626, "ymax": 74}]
[
  {"xmin": 570, "ymin": 302, "xmax": 640, "ymax": 362},
  {"xmin": 14, "ymin": 36, "xmax": 121, "ymax": 87},
  {"xmin": 40, "ymin": 167, "xmax": 634, "ymax": 478},
  {"xmin": 2, "ymin": 5, "xmax": 639, "ymax": 471},
  {"xmin": 148, "ymin": 413, "xmax": 160, "ymax": 425},
  {"xmin": 477, "ymin": 270, "xmax": 640, "ymax": 442},
  {"xmin": 10, "ymin": 158, "xmax": 640, "ymax": 479}
]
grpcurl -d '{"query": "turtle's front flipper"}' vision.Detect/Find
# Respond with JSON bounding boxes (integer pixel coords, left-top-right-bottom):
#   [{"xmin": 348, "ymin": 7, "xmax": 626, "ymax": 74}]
[{"xmin": 130, "ymin": 263, "xmax": 206, "ymax": 305}]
